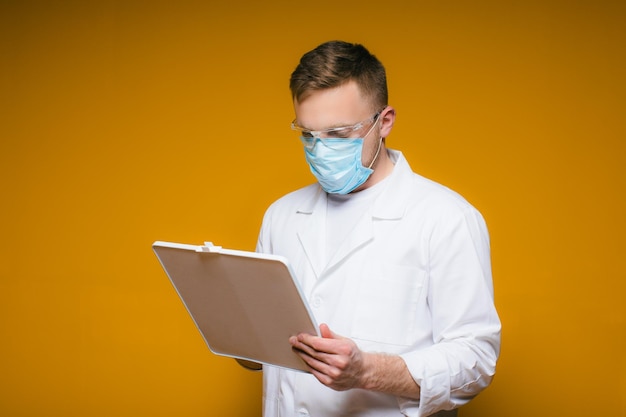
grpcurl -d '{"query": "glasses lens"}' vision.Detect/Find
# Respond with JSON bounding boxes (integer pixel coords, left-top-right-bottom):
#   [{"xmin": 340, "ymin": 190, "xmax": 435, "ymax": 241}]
[
  {"xmin": 325, "ymin": 126, "xmax": 355, "ymax": 139},
  {"xmin": 300, "ymin": 136, "xmax": 315, "ymax": 150},
  {"xmin": 293, "ymin": 111, "xmax": 380, "ymax": 143}
]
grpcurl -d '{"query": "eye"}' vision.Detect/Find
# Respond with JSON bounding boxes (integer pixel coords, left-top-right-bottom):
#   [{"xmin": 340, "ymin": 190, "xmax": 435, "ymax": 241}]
[
  {"xmin": 328, "ymin": 127, "xmax": 352, "ymax": 139},
  {"xmin": 301, "ymin": 131, "xmax": 314, "ymax": 139}
]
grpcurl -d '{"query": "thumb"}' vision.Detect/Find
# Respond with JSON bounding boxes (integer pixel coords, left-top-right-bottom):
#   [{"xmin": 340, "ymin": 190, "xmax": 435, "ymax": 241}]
[{"xmin": 319, "ymin": 323, "xmax": 341, "ymax": 339}]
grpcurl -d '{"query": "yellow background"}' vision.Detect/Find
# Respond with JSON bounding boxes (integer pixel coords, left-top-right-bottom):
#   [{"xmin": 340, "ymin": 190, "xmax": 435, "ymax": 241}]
[{"xmin": 1, "ymin": 1, "xmax": 624, "ymax": 416}]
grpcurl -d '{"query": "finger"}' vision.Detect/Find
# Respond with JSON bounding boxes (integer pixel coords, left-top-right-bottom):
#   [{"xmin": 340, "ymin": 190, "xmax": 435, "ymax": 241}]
[
  {"xmin": 297, "ymin": 333, "xmax": 340, "ymax": 354},
  {"xmin": 292, "ymin": 343, "xmax": 334, "ymax": 374},
  {"xmin": 320, "ymin": 323, "xmax": 348, "ymax": 341},
  {"xmin": 320, "ymin": 323, "xmax": 333, "ymax": 338},
  {"xmin": 309, "ymin": 366, "xmax": 337, "ymax": 388},
  {"xmin": 292, "ymin": 336, "xmax": 341, "ymax": 369},
  {"xmin": 290, "ymin": 336, "xmax": 316, "ymax": 357}
]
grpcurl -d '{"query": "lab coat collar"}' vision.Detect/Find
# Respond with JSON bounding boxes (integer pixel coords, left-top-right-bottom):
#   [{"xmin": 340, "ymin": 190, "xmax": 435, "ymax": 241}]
[
  {"xmin": 296, "ymin": 149, "xmax": 412, "ymax": 218},
  {"xmin": 371, "ymin": 149, "xmax": 413, "ymax": 220},
  {"xmin": 296, "ymin": 149, "xmax": 414, "ymax": 277}
]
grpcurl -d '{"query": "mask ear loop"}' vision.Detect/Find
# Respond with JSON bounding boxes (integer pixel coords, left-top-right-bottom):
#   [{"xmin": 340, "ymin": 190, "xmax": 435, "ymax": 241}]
[
  {"xmin": 367, "ymin": 135, "xmax": 384, "ymax": 169},
  {"xmin": 364, "ymin": 114, "xmax": 384, "ymax": 169}
]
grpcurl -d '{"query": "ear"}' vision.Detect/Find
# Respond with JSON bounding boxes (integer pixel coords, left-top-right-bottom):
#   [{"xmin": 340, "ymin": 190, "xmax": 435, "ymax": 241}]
[{"xmin": 379, "ymin": 106, "xmax": 396, "ymax": 139}]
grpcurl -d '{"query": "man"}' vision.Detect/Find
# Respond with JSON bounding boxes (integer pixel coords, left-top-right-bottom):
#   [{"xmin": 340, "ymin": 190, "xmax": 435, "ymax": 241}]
[{"xmin": 255, "ymin": 40, "xmax": 501, "ymax": 417}]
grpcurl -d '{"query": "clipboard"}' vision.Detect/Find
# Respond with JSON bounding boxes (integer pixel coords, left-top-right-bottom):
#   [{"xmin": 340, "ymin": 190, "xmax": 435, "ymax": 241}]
[{"xmin": 152, "ymin": 240, "xmax": 319, "ymax": 372}]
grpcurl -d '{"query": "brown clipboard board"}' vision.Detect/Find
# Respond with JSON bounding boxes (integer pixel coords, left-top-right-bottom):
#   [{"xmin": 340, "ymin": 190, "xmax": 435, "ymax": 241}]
[{"xmin": 152, "ymin": 241, "xmax": 319, "ymax": 372}]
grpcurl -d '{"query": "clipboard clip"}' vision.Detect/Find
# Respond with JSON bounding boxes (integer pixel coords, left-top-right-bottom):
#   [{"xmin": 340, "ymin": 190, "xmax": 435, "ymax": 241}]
[{"xmin": 196, "ymin": 242, "xmax": 223, "ymax": 253}]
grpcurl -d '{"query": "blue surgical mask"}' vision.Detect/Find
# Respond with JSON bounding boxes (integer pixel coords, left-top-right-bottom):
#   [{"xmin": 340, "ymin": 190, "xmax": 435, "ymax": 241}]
[
  {"xmin": 302, "ymin": 137, "xmax": 374, "ymax": 194},
  {"xmin": 298, "ymin": 112, "xmax": 383, "ymax": 194}
]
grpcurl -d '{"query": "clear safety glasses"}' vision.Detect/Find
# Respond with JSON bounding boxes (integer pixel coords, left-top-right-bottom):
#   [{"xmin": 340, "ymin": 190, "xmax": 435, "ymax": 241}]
[{"xmin": 291, "ymin": 112, "xmax": 381, "ymax": 149}]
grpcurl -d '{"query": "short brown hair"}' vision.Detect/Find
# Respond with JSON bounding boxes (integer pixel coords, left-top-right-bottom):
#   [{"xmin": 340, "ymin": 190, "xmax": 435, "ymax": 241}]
[{"xmin": 289, "ymin": 41, "xmax": 388, "ymax": 110}]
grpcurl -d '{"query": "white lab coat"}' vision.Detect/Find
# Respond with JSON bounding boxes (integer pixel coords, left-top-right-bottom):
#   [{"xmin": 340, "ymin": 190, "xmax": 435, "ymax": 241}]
[{"xmin": 257, "ymin": 150, "xmax": 501, "ymax": 417}]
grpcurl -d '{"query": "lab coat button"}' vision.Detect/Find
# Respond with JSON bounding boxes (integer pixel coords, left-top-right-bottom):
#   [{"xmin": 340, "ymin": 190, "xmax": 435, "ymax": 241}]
[{"xmin": 312, "ymin": 296, "xmax": 322, "ymax": 308}]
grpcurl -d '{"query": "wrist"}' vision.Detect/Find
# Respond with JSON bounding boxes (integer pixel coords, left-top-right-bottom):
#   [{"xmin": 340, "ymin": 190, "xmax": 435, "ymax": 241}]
[
  {"xmin": 358, "ymin": 352, "xmax": 421, "ymax": 400},
  {"xmin": 359, "ymin": 352, "xmax": 384, "ymax": 391}
]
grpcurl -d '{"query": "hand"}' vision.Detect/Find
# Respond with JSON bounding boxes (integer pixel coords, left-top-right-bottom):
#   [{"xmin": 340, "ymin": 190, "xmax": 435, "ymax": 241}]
[{"xmin": 289, "ymin": 323, "xmax": 368, "ymax": 391}]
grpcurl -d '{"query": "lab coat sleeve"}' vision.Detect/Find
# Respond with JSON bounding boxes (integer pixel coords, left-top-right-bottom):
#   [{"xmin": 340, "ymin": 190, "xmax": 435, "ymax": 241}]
[
  {"xmin": 399, "ymin": 205, "xmax": 501, "ymax": 417},
  {"xmin": 256, "ymin": 204, "xmax": 272, "ymax": 254}
]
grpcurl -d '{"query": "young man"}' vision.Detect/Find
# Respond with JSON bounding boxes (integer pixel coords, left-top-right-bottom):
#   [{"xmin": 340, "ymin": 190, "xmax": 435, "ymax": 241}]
[{"xmin": 256, "ymin": 41, "xmax": 501, "ymax": 417}]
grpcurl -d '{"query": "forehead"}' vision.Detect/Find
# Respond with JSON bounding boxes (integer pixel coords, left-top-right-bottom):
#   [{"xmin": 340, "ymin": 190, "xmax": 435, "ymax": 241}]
[{"xmin": 294, "ymin": 81, "xmax": 373, "ymax": 129}]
